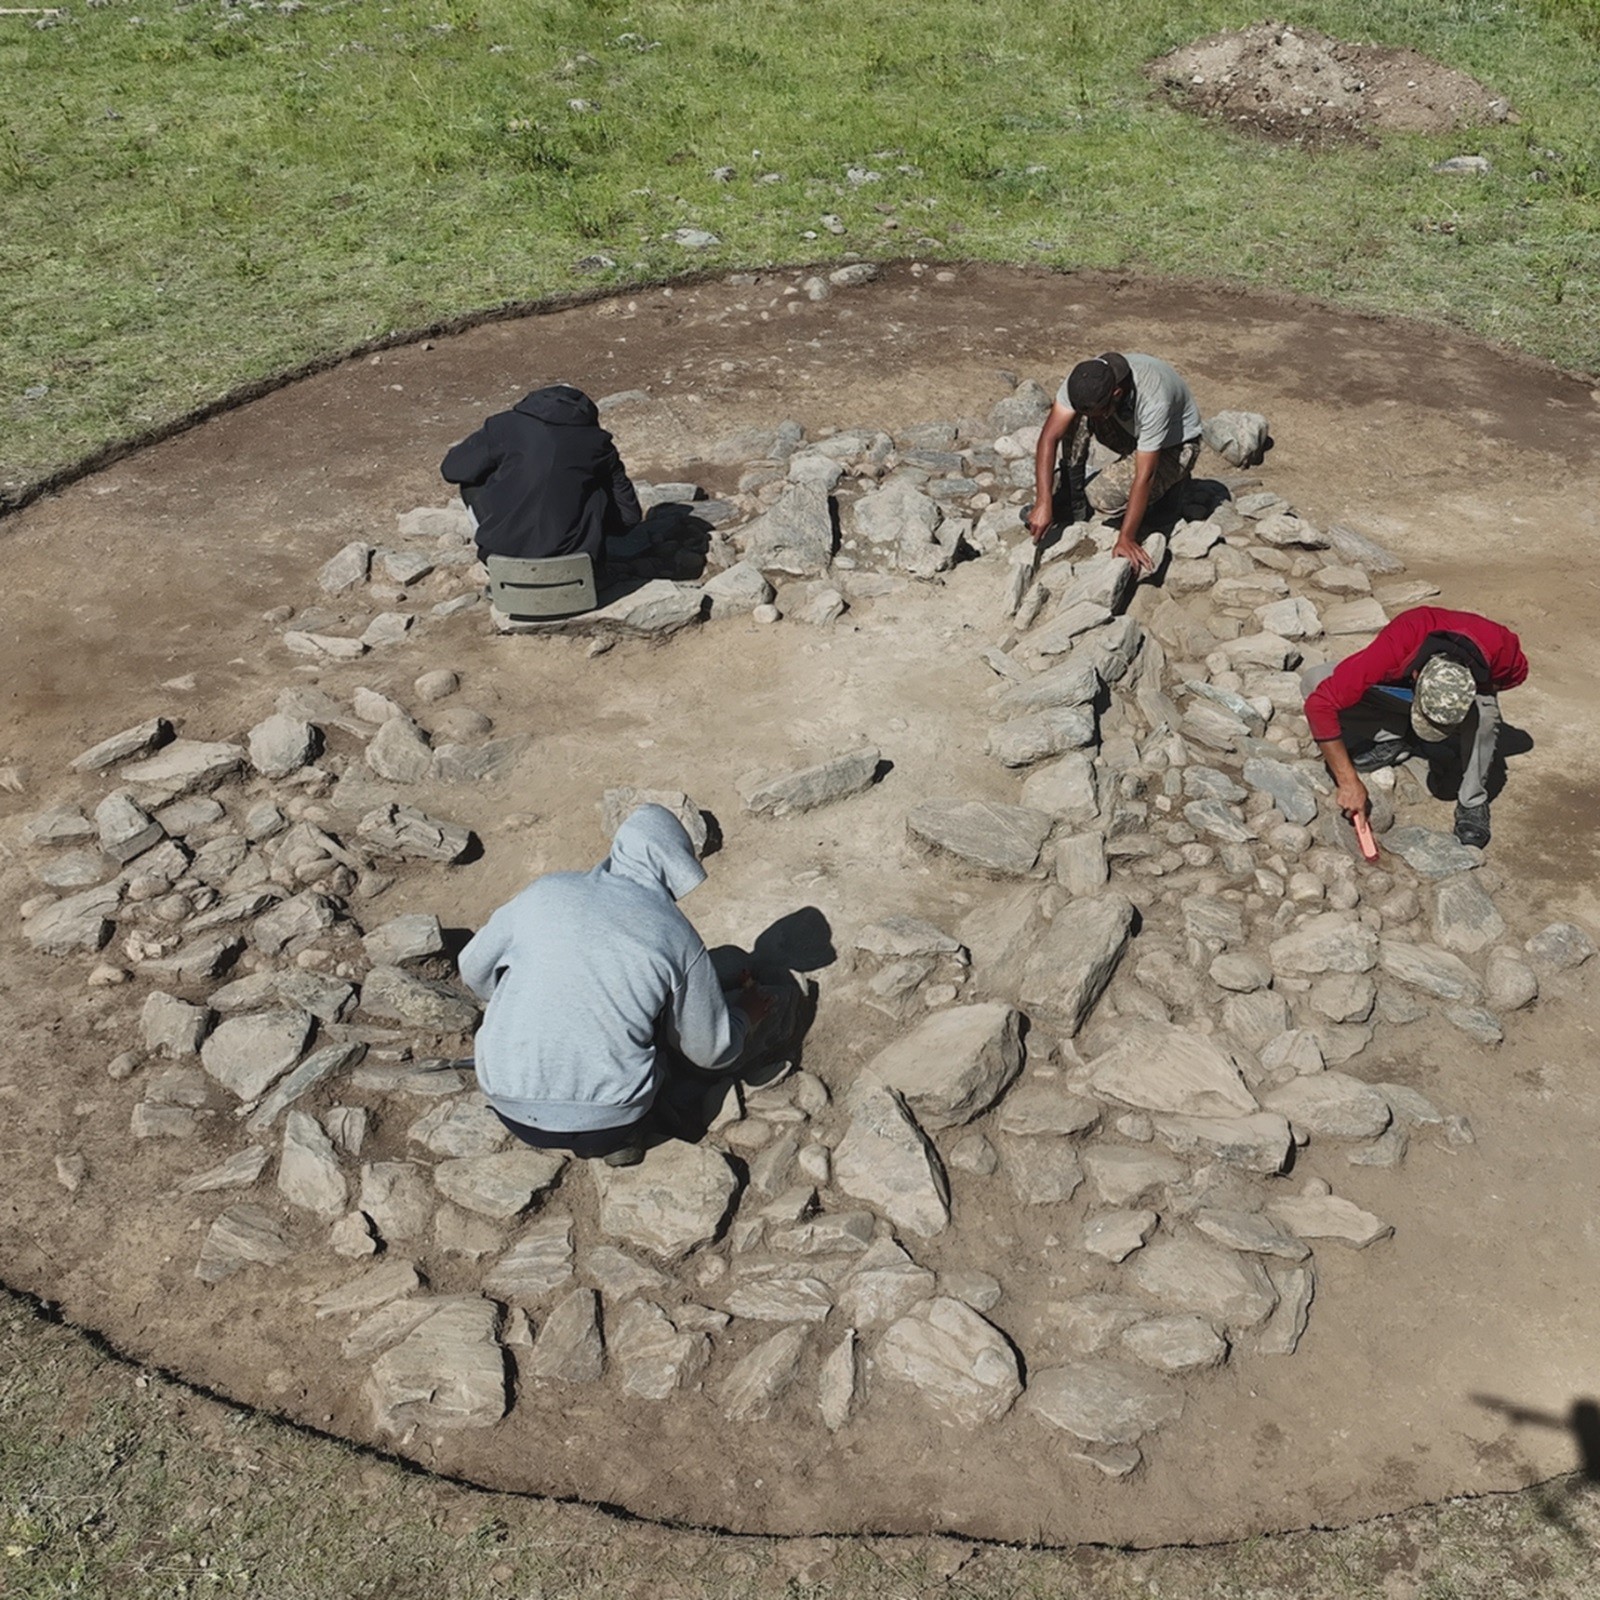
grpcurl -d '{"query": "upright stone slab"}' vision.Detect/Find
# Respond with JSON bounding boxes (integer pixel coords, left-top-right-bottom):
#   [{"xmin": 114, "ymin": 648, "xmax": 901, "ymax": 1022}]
[
  {"xmin": 865, "ymin": 1003, "xmax": 1023, "ymax": 1129},
  {"xmin": 833, "ymin": 1086, "xmax": 950, "ymax": 1238},
  {"xmin": 1016, "ymin": 893, "xmax": 1137, "ymax": 1036}
]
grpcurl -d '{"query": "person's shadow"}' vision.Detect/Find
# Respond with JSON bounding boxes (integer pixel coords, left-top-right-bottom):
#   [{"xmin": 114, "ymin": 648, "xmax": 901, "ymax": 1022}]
[
  {"xmin": 1422, "ymin": 721, "xmax": 1535, "ymax": 803},
  {"xmin": 1472, "ymin": 1392, "xmax": 1600, "ymax": 1540},
  {"xmin": 654, "ymin": 908, "xmax": 834, "ymax": 1144}
]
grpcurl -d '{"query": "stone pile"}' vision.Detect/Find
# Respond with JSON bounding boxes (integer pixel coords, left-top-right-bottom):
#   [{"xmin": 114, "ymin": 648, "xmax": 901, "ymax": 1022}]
[{"xmin": 14, "ymin": 382, "xmax": 1598, "ymax": 1477}]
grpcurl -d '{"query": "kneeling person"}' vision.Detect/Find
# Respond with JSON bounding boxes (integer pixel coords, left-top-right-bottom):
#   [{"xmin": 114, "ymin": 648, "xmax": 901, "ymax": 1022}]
[
  {"xmin": 1302, "ymin": 606, "xmax": 1528, "ymax": 849},
  {"xmin": 441, "ymin": 382, "xmax": 642, "ymax": 570},
  {"xmin": 1028, "ymin": 350, "xmax": 1202, "ymax": 574},
  {"xmin": 459, "ymin": 805, "xmax": 769, "ymax": 1165}
]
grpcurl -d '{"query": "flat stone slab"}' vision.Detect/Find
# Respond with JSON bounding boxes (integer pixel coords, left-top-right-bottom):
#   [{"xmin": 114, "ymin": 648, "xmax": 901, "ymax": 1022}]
[
  {"xmin": 200, "ymin": 1009, "xmax": 314, "ymax": 1101},
  {"xmin": 719, "ymin": 1326, "xmax": 810, "ymax": 1422},
  {"xmin": 1263, "ymin": 1073, "xmax": 1394, "ymax": 1141},
  {"xmin": 1089, "ymin": 1023, "xmax": 1258, "ymax": 1118},
  {"xmin": 1016, "ymin": 893, "xmax": 1136, "ymax": 1036},
  {"xmin": 865, "ymin": 1003, "xmax": 1022, "ymax": 1129},
  {"xmin": 907, "ymin": 799, "xmax": 1053, "ymax": 876},
  {"xmin": 877, "ymin": 1297, "xmax": 1022, "ymax": 1427},
  {"xmin": 833, "ymin": 1086, "xmax": 950, "ymax": 1238},
  {"xmin": 433, "ymin": 1150, "xmax": 566, "ymax": 1219},
  {"xmin": 739, "ymin": 746, "xmax": 881, "ymax": 816},
  {"xmin": 1268, "ymin": 1190, "xmax": 1394, "ymax": 1248},
  {"xmin": 1023, "ymin": 1361, "xmax": 1184, "ymax": 1445},
  {"xmin": 194, "ymin": 1203, "xmax": 292, "ymax": 1282},
  {"xmin": 1383, "ymin": 826, "xmax": 1481, "ymax": 877},
  {"xmin": 364, "ymin": 1296, "xmax": 507, "ymax": 1433},
  {"xmin": 591, "ymin": 1142, "xmax": 740, "ymax": 1258},
  {"xmin": 1126, "ymin": 1238, "xmax": 1279, "ymax": 1332}
]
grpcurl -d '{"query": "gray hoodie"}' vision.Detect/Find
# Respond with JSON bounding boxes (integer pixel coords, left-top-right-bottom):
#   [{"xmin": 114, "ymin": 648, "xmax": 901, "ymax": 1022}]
[{"xmin": 458, "ymin": 806, "xmax": 744, "ymax": 1133}]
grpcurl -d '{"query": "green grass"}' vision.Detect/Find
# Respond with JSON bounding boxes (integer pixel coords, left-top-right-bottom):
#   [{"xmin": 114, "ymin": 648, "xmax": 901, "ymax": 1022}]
[
  {"xmin": 1, "ymin": 0, "xmax": 1597, "ymax": 499},
  {"xmin": 2, "ymin": 1291, "xmax": 1599, "ymax": 1599}
]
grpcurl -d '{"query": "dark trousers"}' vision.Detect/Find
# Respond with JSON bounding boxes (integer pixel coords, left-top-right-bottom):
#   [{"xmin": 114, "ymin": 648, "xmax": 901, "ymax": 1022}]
[{"xmin": 491, "ymin": 1109, "xmax": 643, "ymax": 1159}]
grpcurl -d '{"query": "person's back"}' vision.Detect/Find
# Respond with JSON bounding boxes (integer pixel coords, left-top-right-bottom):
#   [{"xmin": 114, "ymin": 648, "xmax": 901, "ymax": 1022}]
[
  {"xmin": 459, "ymin": 806, "xmax": 740, "ymax": 1136},
  {"xmin": 441, "ymin": 383, "xmax": 642, "ymax": 564}
]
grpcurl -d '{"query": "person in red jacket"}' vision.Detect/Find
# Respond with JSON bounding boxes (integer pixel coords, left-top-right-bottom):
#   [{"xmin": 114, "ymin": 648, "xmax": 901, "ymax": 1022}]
[{"xmin": 1301, "ymin": 607, "xmax": 1528, "ymax": 849}]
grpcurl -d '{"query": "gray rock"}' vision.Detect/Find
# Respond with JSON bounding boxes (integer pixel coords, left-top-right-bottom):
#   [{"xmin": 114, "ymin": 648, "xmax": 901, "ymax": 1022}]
[
  {"xmin": 726, "ymin": 1277, "xmax": 833, "ymax": 1323},
  {"xmin": 95, "ymin": 793, "xmax": 166, "ymax": 869},
  {"xmin": 357, "ymin": 803, "xmax": 473, "ymax": 863},
  {"xmin": 194, "ymin": 1203, "xmax": 293, "ymax": 1282},
  {"xmin": 1016, "ymin": 893, "xmax": 1136, "ymax": 1035},
  {"xmin": 988, "ymin": 706, "xmax": 1096, "ymax": 767},
  {"xmin": 1321, "ymin": 597, "xmax": 1389, "ymax": 635},
  {"xmin": 359, "ymin": 1161, "xmax": 436, "ymax": 1242},
  {"xmin": 1121, "ymin": 1315, "xmax": 1228, "ymax": 1373},
  {"xmin": 214, "ymin": 970, "xmax": 355, "ymax": 1024},
  {"xmin": 1210, "ymin": 953, "xmax": 1273, "ymax": 993},
  {"xmin": 1192, "ymin": 1209, "xmax": 1309, "ymax": 1260},
  {"xmin": 583, "ymin": 1245, "xmax": 669, "ymax": 1298},
  {"xmin": 244, "ymin": 1042, "xmax": 366, "ymax": 1133},
  {"xmin": 838, "ymin": 1237, "xmax": 937, "ymax": 1326},
  {"xmin": 1183, "ymin": 798, "xmax": 1254, "ymax": 843},
  {"xmin": 247, "ymin": 714, "xmax": 318, "ymax": 779},
  {"xmin": 1256, "ymin": 1264, "xmax": 1316, "ymax": 1355},
  {"xmin": 1526, "ymin": 921, "xmax": 1597, "ymax": 972},
  {"xmin": 1431, "ymin": 876, "xmax": 1506, "ymax": 954},
  {"xmin": 1348, "ymin": 1126, "xmax": 1411, "ymax": 1168},
  {"xmin": 366, "ymin": 717, "xmax": 433, "ymax": 784},
  {"xmin": 1088, "ymin": 1023, "xmax": 1257, "ymax": 1117},
  {"xmin": 741, "ymin": 483, "xmax": 835, "ymax": 575},
  {"xmin": 135, "ymin": 931, "xmax": 242, "ymax": 983},
  {"xmin": 177, "ymin": 1146, "xmax": 271, "ymax": 1194},
  {"xmin": 278, "ymin": 1110, "xmax": 349, "ymax": 1217},
  {"xmin": 1127, "ymin": 1237, "xmax": 1278, "ymax": 1332},
  {"xmin": 878, "ymin": 1297, "xmax": 1022, "ymax": 1427},
  {"xmin": 1023, "ymin": 1362, "xmax": 1183, "ymax": 1445},
  {"xmin": 1149, "ymin": 1111, "xmax": 1293, "ymax": 1174},
  {"xmin": 702, "ymin": 561, "xmax": 775, "ymax": 619},
  {"xmin": 71, "ymin": 717, "xmax": 172, "ymax": 772},
  {"xmin": 22, "ymin": 804, "xmax": 97, "ymax": 845},
  {"xmin": 1201, "ymin": 410, "xmax": 1269, "ymax": 467},
  {"xmin": 414, "ymin": 669, "xmax": 459, "ymax": 703},
  {"xmin": 581, "ymin": 580, "xmax": 707, "ymax": 636},
  {"xmin": 739, "ymin": 746, "xmax": 880, "ymax": 816},
  {"xmin": 854, "ymin": 916, "xmax": 964, "ymax": 963},
  {"xmin": 201, "ymin": 1009, "xmax": 314, "ymax": 1100},
  {"xmin": 990, "ymin": 380, "xmax": 1052, "ymax": 434},
  {"xmin": 1445, "ymin": 1005, "xmax": 1503, "ymax": 1045},
  {"xmin": 819, "ymin": 1330, "xmax": 859, "ymax": 1431},
  {"xmin": 1084, "ymin": 1209, "xmax": 1157, "ymax": 1262},
  {"xmin": 484, "ymin": 1216, "xmax": 575, "ymax": 1300},
  {"xmin": 318, "ymin": 541, "xmax": 372, "ymax": 593},
  {"xmin": 1082, "ymin": 1146, "xmax": 1186, "ymax": 1206},
  {"xmin": 1484, "ymin": 947, "xmax": 1539, "ymax": 1011},
  {"xmin": 1383, "ymin": 826, "xmax": 1480, "ymax": 877},
  {"xmin": 1000, "ymin": 1135, "xmax": 1084, "ymax": 1204},
  {"xmin": 907, "ymin": 799, "xmax": 1053, "ymax": 876},
  {"xmin": 996, "ymin": 660, "xmax": 1100, "ymax": 716},
  {"xmin": 131, "ymin": 1103, "xmax": 202, "ymax": 1140},
  {"xmin": 1055, "ymin": 831, "xmax": 1111, "ymax": 899},
  {"xmin": 363, "ymin": 913, "xmax": 446, "ymax": 965},
  {"xmin": 592, "ymin": 1142, "xmax": 739, "ymax": 1257},
  {"xmin": 1266, "ymin": 1189, "xmax": 1393, "ymax": 1248},
  {"xmin": 24, "ymin": 883, "xmax": 121, "ymax": 954},
  {"xmin": 361, "ymin": 965, "xmax": 479, "ymax": 1033},
  {"xmin": 865, "ymin": 1003, "xmax": 1022, "ymax": 1129},
  {"xmin": 717, "ymin": 1324, "xmax": 810, "ymax": 1421},
  {"xmin": 1378, "ymin": 939, "xmax": 1483, "ymax": 1003},
  {"xmin": 610, "ymin": 1301, "xmax": 710, "ymax": 1400},
  {"xmin": 251, "ymin": 890, "xmax": 338, "ymax": 956},
  {"xmin": 849, "ymin": 477, "xmax": 940, "ymax": 546},
  {"xmin": 140, "ymin": 992, "xmax": 209, "ymax": 1057},
  {"xmin": 408, "ymin": 1095, "xmax": 511, "ymax": 1158},
  {"xmin": 1269, "ymin": 913, "xmax": 1378, "ymax": 976},
  {"xmin": 833, "ymin": 1086, "xmax": 949, "ymax": 1238},
  {"xmin": 1221, "ymin": 989, "xmax": 1291, "ymax": 1051},
  {"xmin": 431, "ymin": 739, "xmax": 523, "ymax": 785},
  {"xmin": 365, "ymin": 1296, "xmax": 506, "ymax": 1433},
  {"xmin": 119, "ymin": 740, "xmax": 245, "ymax": 796},
  {"xmin": 1017, "ymin": 600, "xmax": 1114, "ymax": 661},
  {"xmin": 434, "ymin": 1150, "xmax": 566, "ymax": 1219},
  {"xmin": 1262, "ymin": 1073, "xmax": 1393, "ymax": 1140},
  {"xmin": 1324, "ymin": 523, "xmax": 1405, "ymax": 574},
  {"xmin": 1243, "ymin": 756, "xmax": 1318, "ymax": 825},
  {"xmin": 995, "ymin": 1083, "xmax": 1100, "ymax": 1137},
  {"xmin": 1309, "ymin": 973, "xmax": 1376, "ymax": 1023},
  {"xmin": 312, "ymin": 1259, "xmax": 421, "ymax": 1319}
]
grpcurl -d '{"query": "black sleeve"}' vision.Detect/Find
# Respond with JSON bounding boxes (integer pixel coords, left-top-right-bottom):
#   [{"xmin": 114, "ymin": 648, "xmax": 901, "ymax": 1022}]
[{"xmin": 441, "ymin": 425, "xmax": 498, "ymax": 488}]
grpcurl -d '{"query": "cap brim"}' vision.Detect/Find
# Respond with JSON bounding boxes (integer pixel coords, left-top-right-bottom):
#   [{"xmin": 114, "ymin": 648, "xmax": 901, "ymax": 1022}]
[{"xmin": 1410, "ymin": 703, "xmax": 1454, "ymax": 742}]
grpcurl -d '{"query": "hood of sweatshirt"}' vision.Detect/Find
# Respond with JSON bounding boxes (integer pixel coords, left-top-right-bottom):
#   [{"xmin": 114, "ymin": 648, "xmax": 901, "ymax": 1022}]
[
  {"xmin": 514, "ymin": 384, "xmax": 600, "ymax": 428},
  {"xmin": 603, "ymin": 804, "xmax": 706, "ymax": 902}
]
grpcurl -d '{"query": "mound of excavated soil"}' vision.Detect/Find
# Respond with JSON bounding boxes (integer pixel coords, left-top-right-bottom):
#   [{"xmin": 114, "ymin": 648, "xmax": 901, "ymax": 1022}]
[{"xmin": 1147, "ymin": 22, "xmax": 1515, "ymax": 145}]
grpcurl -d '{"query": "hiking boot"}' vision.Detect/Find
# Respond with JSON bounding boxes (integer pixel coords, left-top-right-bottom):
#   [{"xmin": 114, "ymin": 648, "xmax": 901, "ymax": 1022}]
[
  {"xmin": 600, "ymin": 1132, "xmax": 646, "ymax": 1167},
  {"xmin": 1454, "ymin": 802, "xmax": 1491, "ymax": 849},
  {"xmin": 1352, "ymin": 740, "xmax": 1416, "ymax": 773}
]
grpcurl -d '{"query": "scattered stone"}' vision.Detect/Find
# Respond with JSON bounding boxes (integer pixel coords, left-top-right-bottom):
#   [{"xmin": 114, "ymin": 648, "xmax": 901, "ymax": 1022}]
[
  {"xmin": 1082, "ymin": 1147, "xmax": 1186, "ymax": 1206},
  {"xmin": 278, "ymin": 1109, "xmax": 348, "ymax": 1216},
  {"xmin": 833, "ymin": 1086, "xmax": 949, "ymax": 1238},
  {"xmin": 195, "ymin": 1204, "xmax": 292, "ymax": 1283},
  {"xmin": 1379, "ymin": 939, "xmax": 1483, "ymax": 1003},
  {"xmin": 1122, "ymin": 1315, "xmax": 1228, "ymax": 1374},
  {"xmin": 1023, "ymin": 1362, "xmax": 1183, "ymax": 1445},
  {"xmin": 357, "ymin": 804, "xmax": 473, "ymax": 863},
  {"xmin": 865, "ymin": 1004, "xmax": 1022, "ymax": 1129},
  {"xmin": 1269, "ymin": 913, "xmax": 1377, "ymax": 976},
  {"xmin": 1149, "ymin": 1111, "xmax": 1293, "ymax": 1174},
  {"xmin": 592, "ymin": 1142, "xmax": 739, "ymax": 1257},
  {"xmin": 1383, "ymin": 826, "xmax": 1480, "ymax": 878},
  {"xmin": 312, "ymin": 1258, "xmax": 421, "ymax": 1318},
  {"xmin": 177, "ymin": 1146, "xmax": 272, "ymax": 1195},
  {"xmin": 739, "ymin": 746, "xmax": 881, "ymax": 816},
  {"xmin": 995, "ymin": 1083, "xmax": 1100, "ymax": 1137},
  {"xmin": 409, "ymin": 1095, "xmax": 511, "ymax": 1158},
  {"xmin": 331, "ymin": 1212, "xmax": 379, "ymax": 1257},
  {"xmin": 366, "ymin": 717, "xmax": 434, "ymax": 784},
  {"xmin": 200, "ymin": 1009, "xmax": 314, "ymax": 1100},
  {"xmin": 140, "ymin": 991, "xmax": 209, "ymax": 1057},
  {"xmin": 1000, "ymin": 1135, "xmax": 1084, "ymax": 1204},
  {"xmin": 523, "ymin": 1288, "xmax": 604, "ymax": 1384},
  {"xmin": 878, "ymin": 1297, "xmax": 1022, "ymax": 1427},
  {"xmin": 907, "ymin": 799, "xmax": 1053, "ymax": 876},
  {"xmin": 1485, "ymin": 947, "xmax": 1538, "ymax": 1011},
  {"xmin": 1256, "ymin": 1264, "xmax": 1316, "ymax": 1355},
  {"xmin": 359, "ymin": 1161, "xmax": 437, "ymax": 1242},
  {"xmin": 119, "ymin": 740, "xmax": 245, "ymax": 796},
  {"xmin": 1193, "ymin": 1209, "xmax": 1310, "ymax": 1261}
]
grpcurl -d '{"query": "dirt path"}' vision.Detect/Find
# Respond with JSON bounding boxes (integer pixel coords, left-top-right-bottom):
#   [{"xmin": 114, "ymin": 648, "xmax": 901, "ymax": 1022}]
[{"xmin": 2, "ymin": 265, "xmax": 1598, "ymax": 1545}]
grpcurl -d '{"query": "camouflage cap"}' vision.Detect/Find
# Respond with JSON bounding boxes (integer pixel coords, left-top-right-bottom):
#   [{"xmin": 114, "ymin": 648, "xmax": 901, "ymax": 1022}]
[{"xmin": 1412, "ymin": 657, "xmax": 1477, "ymax": 742}]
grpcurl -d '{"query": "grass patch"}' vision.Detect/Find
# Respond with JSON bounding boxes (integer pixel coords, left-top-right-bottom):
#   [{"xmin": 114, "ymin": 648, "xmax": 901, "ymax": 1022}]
[{"xmin": 2, "ymin": 0, "xmax": 1597, "ymax": 494}]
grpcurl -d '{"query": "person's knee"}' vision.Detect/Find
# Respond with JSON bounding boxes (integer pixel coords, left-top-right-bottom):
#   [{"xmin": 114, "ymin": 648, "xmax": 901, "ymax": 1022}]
[{"xmin": 1086, "ymin": 475, "xmax": 1128, "ymax": 514}]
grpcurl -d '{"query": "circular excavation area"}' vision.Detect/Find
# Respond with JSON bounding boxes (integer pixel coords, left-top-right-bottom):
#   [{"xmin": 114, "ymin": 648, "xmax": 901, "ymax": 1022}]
[
  {"xmin": 4, "ymin": 266, "xmax": 1600, "ymax": 1547},
  {"xmin": 1146, "ymin": 21, "xmax": 1515, "ymax": 145}
]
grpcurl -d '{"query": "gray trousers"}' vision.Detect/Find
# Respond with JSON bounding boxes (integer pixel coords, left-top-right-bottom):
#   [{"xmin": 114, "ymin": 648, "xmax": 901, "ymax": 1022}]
[{"xmin": 1300, "ymin": 662, "xmax": 1499, "ymax": 809}]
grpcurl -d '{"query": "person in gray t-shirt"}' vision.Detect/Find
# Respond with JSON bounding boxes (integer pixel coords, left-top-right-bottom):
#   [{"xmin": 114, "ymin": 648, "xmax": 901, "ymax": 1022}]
[{"xmin": 1027, "ymin": 351, "xmax": 1202, "ymax": 573}]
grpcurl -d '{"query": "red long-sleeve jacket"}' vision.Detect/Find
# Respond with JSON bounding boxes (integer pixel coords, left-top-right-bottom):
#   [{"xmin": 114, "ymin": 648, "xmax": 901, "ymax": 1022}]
[{"xmin": 1304, "ymin": 607, "xmax": 1528, "ymax": 743}]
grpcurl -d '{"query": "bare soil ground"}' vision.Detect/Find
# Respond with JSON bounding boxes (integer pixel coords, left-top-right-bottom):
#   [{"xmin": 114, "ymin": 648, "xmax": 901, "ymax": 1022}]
[
  {"xmin": 1147, "ymin": 23, "xmax": 1515, "ymax": 145},
  {"xmin": 2, "ymin": 265, "xmax": 1599, "ymax": 1546}
]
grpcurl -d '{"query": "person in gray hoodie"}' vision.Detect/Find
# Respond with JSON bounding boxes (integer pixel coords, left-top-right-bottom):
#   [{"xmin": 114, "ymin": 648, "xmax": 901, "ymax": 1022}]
[{"xmin": 459, "ymin": 805, "xmax": 768, "ymax": 1164}]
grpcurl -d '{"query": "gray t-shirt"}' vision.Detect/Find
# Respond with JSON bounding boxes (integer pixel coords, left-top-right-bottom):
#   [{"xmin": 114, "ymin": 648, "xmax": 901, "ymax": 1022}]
[{"xmin": 1057, "ymin": 352, "xmax": 1201, "ymax": 451}]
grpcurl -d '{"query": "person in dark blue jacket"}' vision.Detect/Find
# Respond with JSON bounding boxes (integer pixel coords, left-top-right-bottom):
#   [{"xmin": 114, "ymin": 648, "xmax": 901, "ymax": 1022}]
[{"xmin": 441, "ymin": 383, "xmax": 642, "ymax": 566}]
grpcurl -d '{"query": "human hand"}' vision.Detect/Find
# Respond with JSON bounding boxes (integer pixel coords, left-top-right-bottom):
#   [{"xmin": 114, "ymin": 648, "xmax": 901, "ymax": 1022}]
[
  {"xmin": 1025, "ymin": 502, "xmax": 1054, "ymax": 542},
  {"xmin": 734, "ymin": 988, "xmax": 776, "ymax": 1028},
  {"xmin": 1335, "ymin": 776, "xmax": 1370, "ymax": 819},
  {"xmin": 1112, "ymin": 534, "xmax": 1153, "ymax": 574}
]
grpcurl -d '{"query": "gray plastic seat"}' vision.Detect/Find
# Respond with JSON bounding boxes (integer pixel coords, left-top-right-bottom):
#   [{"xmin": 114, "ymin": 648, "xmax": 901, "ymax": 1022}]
[{"xmin": 486, "ymin": 552, "xmax": 597, "ymax": 622}]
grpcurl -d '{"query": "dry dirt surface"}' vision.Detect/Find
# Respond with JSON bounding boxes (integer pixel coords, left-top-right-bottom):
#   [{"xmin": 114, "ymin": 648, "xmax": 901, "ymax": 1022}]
[
  {"xmin": 1147, "ymin": 22, "xmax": 1515, "ymax": 145},
  {"xmin": 3, "ymin": 264, "xmax": 1600, "ymax": 1548}
]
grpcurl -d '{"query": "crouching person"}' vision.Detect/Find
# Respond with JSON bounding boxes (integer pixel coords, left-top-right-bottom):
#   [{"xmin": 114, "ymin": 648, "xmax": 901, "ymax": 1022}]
[{"xmin": 459, "ymin": 805, "xmax": 770, "ymax": 1167}]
